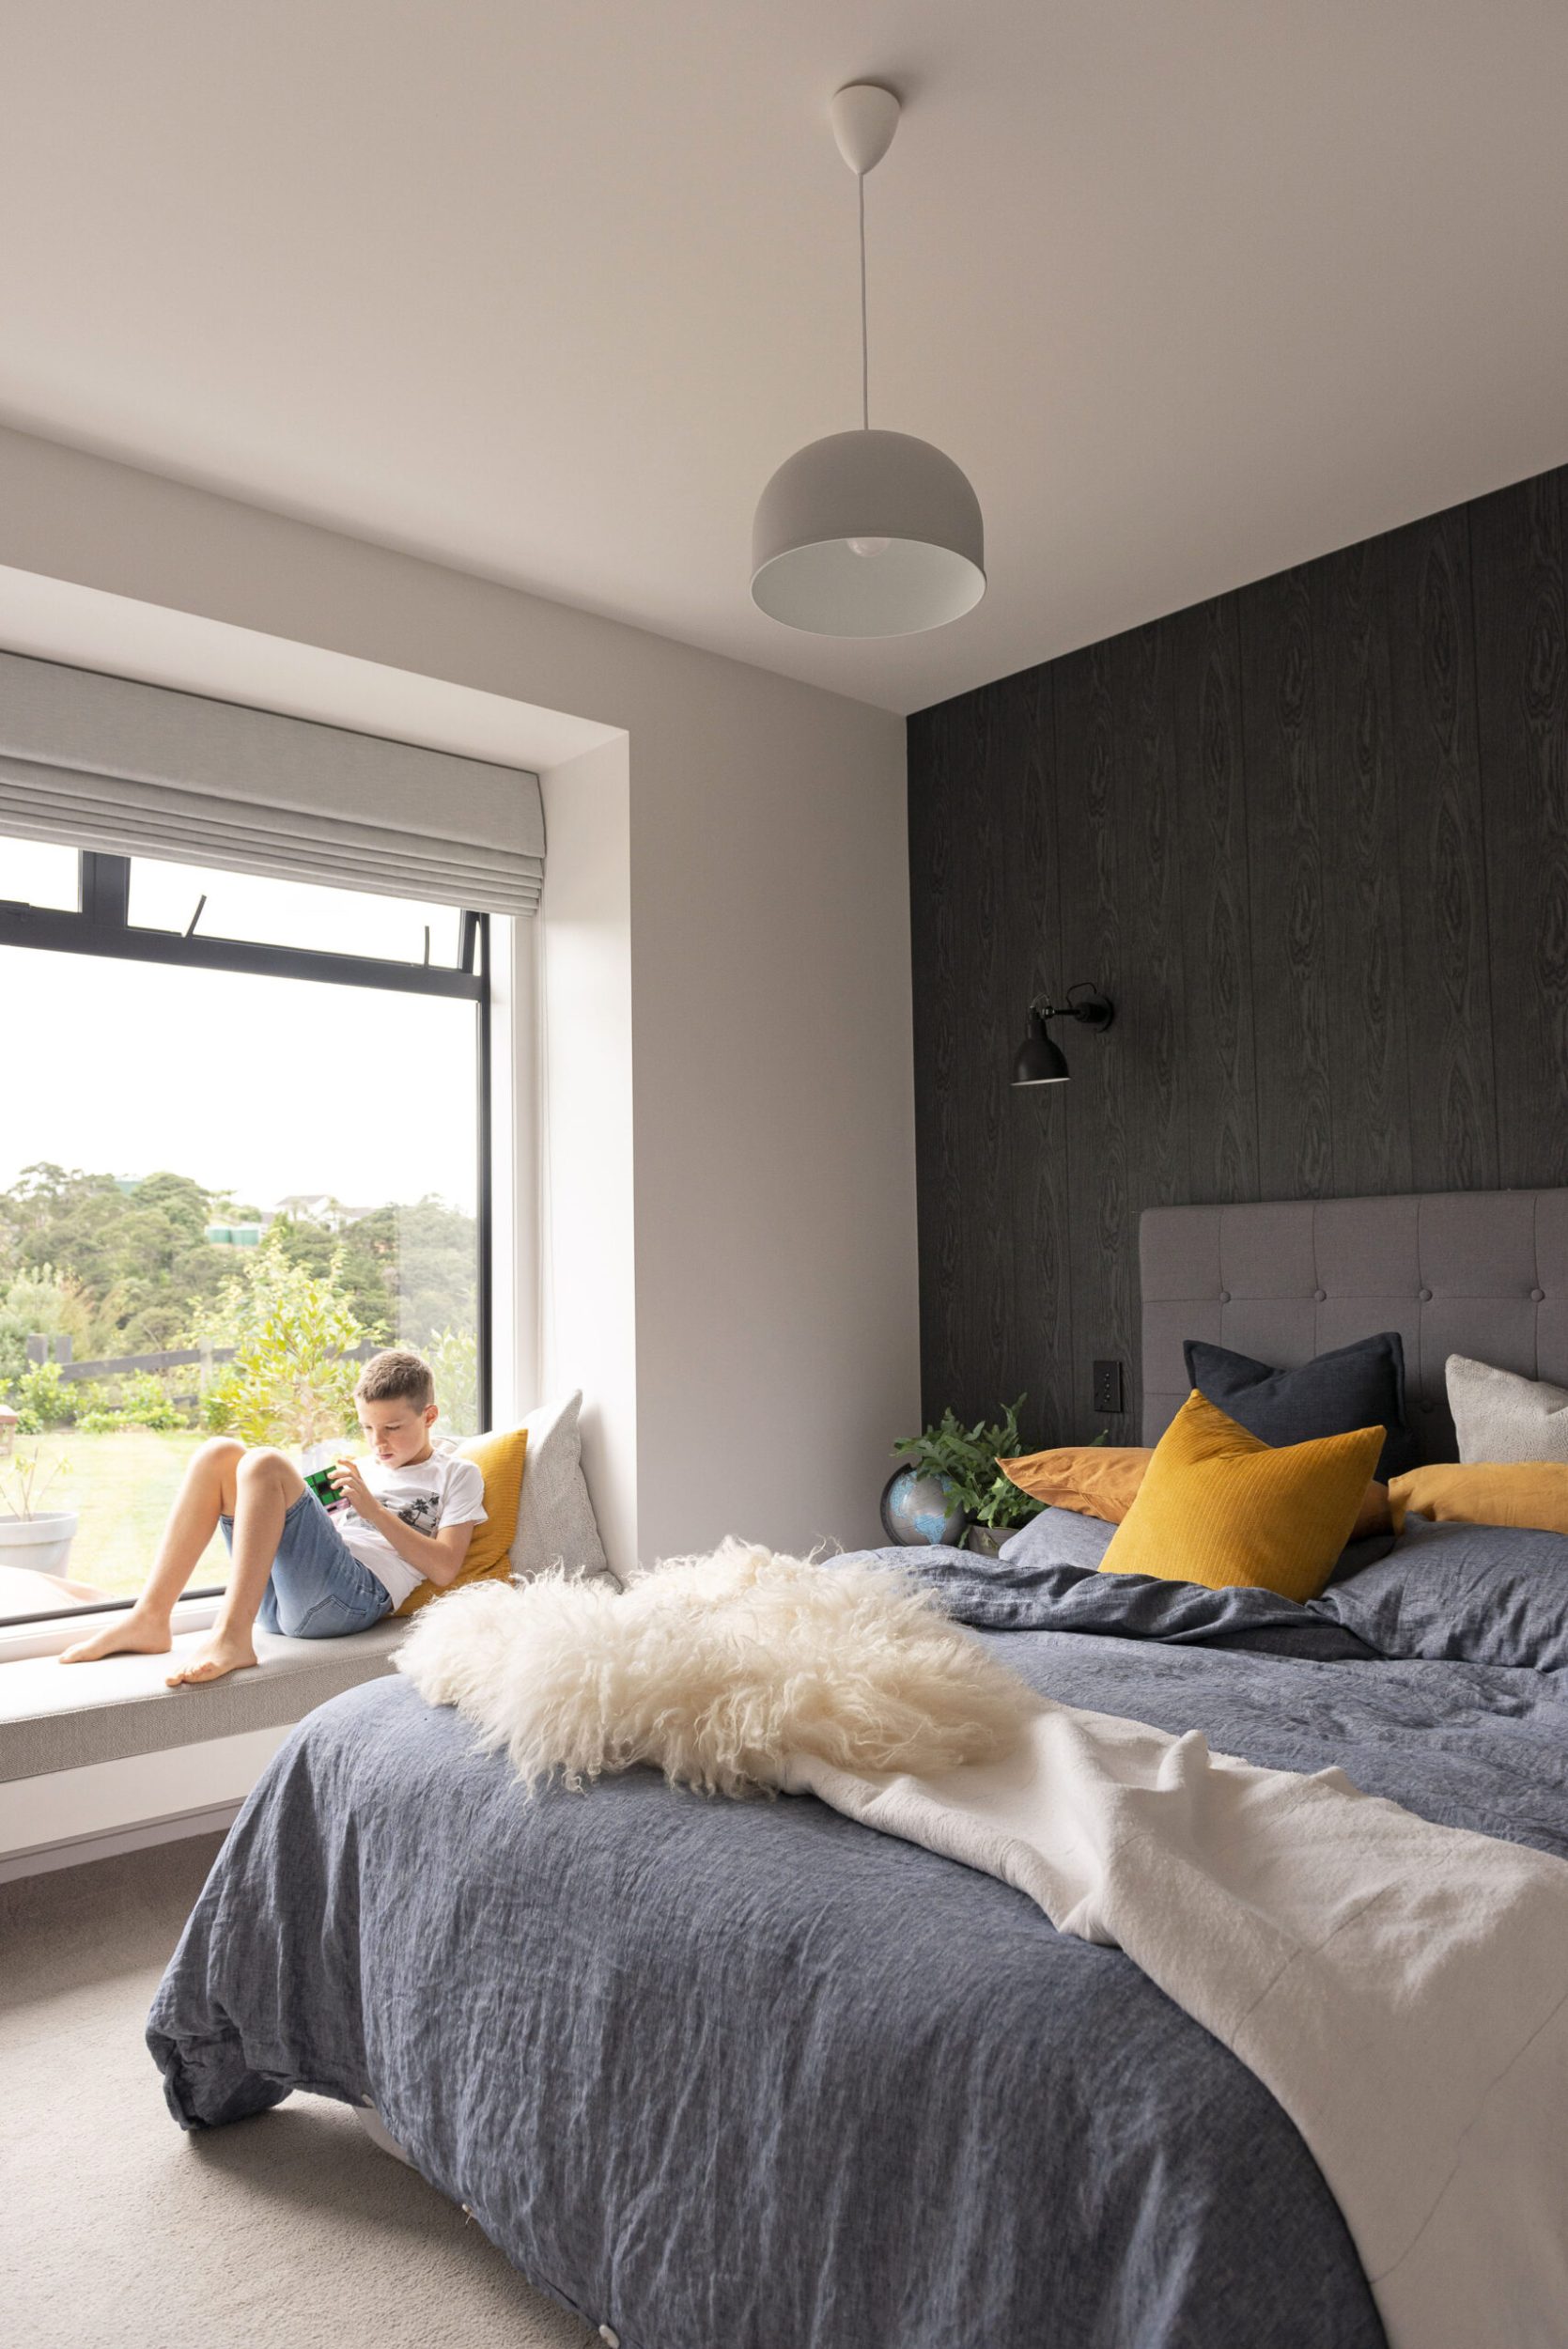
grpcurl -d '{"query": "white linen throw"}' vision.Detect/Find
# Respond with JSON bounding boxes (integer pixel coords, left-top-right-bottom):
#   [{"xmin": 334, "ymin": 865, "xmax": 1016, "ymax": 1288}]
[{"xmin": 789, "ymin": 1703, "xmax": 1568, "ymax": 2349}]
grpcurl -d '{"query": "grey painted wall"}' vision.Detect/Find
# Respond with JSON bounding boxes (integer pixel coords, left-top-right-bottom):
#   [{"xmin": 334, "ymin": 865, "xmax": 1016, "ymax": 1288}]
[{"xmin": 908, "ymin": 463, "xmax": 1568, "ymax": 1446}]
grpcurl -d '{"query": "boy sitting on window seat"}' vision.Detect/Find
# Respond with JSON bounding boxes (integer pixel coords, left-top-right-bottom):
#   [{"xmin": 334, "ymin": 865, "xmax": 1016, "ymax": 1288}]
[{"xmin": 59, "ymin": 1348, "xmax": 485, "ymax": 1688}]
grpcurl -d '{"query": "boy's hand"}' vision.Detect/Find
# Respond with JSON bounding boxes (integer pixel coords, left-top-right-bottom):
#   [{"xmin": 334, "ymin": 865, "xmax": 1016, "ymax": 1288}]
[{"xmin": 328, "ymin": 1458, "xmax": 377, "ymax": 1518}]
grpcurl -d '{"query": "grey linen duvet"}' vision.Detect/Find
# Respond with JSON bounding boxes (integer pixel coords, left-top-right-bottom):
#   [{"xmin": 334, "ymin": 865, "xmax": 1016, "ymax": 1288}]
[{"xmin": 148, "ymin": 1518, "xmax": 1568, "ymax": 2349}]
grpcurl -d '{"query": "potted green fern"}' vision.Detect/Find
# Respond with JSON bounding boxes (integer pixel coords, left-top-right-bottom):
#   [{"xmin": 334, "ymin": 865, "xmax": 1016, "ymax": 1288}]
[{"xmin": 883, "ymin": 1397, "xmax": 1040, "ymax": 1556}]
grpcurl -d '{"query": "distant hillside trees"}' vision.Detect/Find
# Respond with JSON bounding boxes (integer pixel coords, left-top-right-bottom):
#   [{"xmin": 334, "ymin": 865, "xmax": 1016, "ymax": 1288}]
[
  {"xmin": 0, "ymin": 1161, "xmax": 476, "ymax": 1375},
  {"xmin": 0, "ymin": 1165, "xmax": 237, "ymax": 1358}
]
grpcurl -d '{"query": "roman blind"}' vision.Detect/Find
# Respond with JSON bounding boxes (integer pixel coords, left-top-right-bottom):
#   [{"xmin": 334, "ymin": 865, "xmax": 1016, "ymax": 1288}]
[{"xmin": 0, "ymin": 651, "xmax": 545, "ymax": 915}]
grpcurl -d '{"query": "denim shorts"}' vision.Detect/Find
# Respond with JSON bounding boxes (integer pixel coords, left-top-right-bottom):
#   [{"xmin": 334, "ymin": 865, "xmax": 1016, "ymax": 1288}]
[{"xmin": 220, "ymin": 1489, "xmax": 394, "ymax": 1640}]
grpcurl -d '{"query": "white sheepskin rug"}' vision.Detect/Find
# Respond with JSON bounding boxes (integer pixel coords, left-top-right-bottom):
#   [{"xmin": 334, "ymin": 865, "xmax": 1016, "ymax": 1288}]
[{"xmin": 395, "ymin": 1537, "xmax": 1037, "ymax": 1797}]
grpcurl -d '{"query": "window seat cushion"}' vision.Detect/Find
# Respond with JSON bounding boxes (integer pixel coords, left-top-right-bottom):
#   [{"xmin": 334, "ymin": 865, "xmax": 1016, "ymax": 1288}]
[{"xmin": 0, "ymin": 1618, "xmax": 407, "ymax": 1781}]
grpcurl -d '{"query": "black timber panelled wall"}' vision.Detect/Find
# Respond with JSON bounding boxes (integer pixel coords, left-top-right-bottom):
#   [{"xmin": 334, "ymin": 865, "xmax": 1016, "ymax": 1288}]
[{"xmin": 907, "ymin": 464, "xmax": 1568, "ymax": 1447}]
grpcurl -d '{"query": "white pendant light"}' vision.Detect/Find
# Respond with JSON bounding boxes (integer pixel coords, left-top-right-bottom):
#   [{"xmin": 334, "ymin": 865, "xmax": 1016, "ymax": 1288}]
[{"xmin": 752, "ymin": 83, "xmax": 986, "ymax": 639}]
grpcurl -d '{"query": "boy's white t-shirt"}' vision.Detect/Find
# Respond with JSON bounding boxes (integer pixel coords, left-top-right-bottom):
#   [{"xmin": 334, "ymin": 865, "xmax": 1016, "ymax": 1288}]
[{"xmin": 333, "ymin": 1437, "xmax": 487, "ymax": 1610}]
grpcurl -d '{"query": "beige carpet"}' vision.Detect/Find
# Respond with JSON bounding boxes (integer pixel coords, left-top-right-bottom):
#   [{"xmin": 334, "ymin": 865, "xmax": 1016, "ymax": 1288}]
[{"xmin": 1, "ymin": 1834, "xmax": 594, "ymax": 2348}]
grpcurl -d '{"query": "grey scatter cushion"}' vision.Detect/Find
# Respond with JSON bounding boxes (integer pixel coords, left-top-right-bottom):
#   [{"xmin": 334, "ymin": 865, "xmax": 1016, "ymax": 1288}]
[
  {"xmin": 1447, "ymin": 1354, "xmax": 1568, "ymax": 1465},
  {"xmin": 1184, "ymin": 1330, "xmax": 1416, "ymax": 1481},
  {"xmin": 1316, "ymin": 1515, "xmax": 1568, "ymax": 1671},
  {"xmin": 998, "ymin": 1501, "xmax": 1387, "ymax": 1584},
  {"xmin": 997, "ymin": 1504, "xmax": 1116, "ymax": 1572},
  {"xmin": 505, "ymin": 1389, "xmax": 613, "ymax": 1584}
]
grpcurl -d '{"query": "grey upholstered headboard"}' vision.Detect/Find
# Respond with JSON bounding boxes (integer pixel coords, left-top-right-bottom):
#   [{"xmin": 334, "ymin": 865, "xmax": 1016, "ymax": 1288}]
[{"xmin": 1141, "ymin": 1189, "xmax": 1568, "ymax": 1467}]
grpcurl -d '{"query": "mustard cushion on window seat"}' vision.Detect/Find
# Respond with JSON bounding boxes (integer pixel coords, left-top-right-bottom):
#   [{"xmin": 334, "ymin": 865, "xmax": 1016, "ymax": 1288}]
[{"xmin": 395, "ymin": 1425, "xmax": 528, "ymax": 1618}]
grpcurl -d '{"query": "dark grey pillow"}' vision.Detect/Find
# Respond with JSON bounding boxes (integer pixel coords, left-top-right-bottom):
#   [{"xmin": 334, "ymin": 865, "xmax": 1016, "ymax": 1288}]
[{"xmin": 1183, "ymin": 1330, "xmax": 1417, "ymax": 1481}]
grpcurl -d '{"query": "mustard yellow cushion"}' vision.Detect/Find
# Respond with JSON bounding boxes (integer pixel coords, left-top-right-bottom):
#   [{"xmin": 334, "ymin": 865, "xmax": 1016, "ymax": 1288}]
[
  {"xmin": 1389, "ymin": 1460, "xmax": 1568, "ymax": 1535},
  {"xmin": 1098, "ymin": 1392, "xmax": 1385, "ymax": 1601},
  {"xmin": 1001, "ymin": 1441, "xmax": 1395, "ymax": 1541},
  {"xmin": 395, "ymin": 1426, "xmax": 528, "ymax": 1618}
]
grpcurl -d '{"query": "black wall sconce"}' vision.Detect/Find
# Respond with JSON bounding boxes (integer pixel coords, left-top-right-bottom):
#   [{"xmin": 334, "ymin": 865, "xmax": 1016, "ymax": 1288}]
[{"xmin": 1011, "ymin": 984, "xmax": 1115, "ymax": 1086}]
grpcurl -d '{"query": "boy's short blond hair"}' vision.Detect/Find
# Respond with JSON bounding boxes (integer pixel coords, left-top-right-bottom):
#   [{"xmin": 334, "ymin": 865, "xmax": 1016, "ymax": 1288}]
[{"xmin": 354, "ymin": 1348, "xmax": 435, "ymax": 1410}]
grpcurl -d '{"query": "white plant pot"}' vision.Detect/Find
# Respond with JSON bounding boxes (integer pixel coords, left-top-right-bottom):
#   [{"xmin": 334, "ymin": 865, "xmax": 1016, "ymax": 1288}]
[{"xmin": 0, "ymin": 1511, "xmax": 79, "ymax": 1577}]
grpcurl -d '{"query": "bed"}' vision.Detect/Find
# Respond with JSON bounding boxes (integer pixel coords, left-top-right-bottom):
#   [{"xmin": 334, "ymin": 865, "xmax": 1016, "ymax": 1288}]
[{"xmin": 147, "ymin": 1190, "xmax": 1568, "ymax": 2349}]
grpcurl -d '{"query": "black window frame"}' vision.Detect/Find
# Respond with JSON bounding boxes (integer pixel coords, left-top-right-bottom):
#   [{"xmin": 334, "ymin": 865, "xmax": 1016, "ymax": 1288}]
[{"xmin": 0, "ymin": 847, "xmax": 493, "ymax": 1630}]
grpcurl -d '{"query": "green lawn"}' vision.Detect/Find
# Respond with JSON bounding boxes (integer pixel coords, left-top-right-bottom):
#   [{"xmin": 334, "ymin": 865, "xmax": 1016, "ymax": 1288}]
[{"xmin": 23, "ymin": 1427, "xmax": 229, "ymax": 1601}]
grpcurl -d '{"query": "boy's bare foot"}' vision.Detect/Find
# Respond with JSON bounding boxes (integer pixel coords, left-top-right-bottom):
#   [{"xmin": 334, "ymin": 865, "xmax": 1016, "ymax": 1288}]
[
  {"xmin": 164, "ymin": 1633, "xmax": 258, "ymax": 1688},
  {"xmin": 59, "ymin": 1610, "xmax": 173, "ymax": 1665}
]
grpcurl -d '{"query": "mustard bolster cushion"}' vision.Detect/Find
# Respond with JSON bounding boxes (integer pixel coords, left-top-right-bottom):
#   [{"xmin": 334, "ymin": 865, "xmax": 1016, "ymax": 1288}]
[
  {"xmin": 998, "ymin": 1446, "xmax": 1154, "ymax": 1524},
  {"xmin": 1389, "ymin": 1460, "xmax": 1568, "ymax": 1536},
  {"xmin": 1098, "ymin": 1392, "xmax": 1386, "ymax": 1603},
  {"xmin": 395, "ymin": 1424, "xmax": 528, "ymax": 1618}
]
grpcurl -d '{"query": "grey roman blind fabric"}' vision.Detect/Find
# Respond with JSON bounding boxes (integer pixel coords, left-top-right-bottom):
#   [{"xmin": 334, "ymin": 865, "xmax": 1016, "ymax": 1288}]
[{"xmin": 0, "ymin": 651, "xmax": 545, "ymax": 914}]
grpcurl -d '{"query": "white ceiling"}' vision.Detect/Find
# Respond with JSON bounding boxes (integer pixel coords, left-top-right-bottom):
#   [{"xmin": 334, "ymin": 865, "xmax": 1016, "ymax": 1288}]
[{"xmin": 4, "ymin": 1, "xmax": 1567, "ymax": 717}]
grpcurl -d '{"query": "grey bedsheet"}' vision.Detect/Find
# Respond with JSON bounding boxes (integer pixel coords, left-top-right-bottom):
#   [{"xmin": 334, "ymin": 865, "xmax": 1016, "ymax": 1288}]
[{"xmin": 148, "ymin": 1536, "xmax": 1568, "ymax": 2349}]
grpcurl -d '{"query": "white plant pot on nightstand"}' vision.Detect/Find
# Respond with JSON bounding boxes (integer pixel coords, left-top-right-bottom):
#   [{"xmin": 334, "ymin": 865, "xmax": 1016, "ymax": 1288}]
[{"xmin": 0, "ymin": 1511, "xmax": 79, "ymax": 1576}]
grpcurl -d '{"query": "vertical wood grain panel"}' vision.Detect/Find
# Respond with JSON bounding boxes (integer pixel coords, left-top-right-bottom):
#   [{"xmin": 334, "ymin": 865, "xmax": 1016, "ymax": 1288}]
[
  {"xmin": 1384, "ymin": 505, "xmax": 1498, "ymax": 1191},
  {"xmin": 957, "ymin": 681, "xmax": 1017, "ymax": 1415},
  {"xmin": 1172, "ymin": 594, "xmax": 1258, "ymax": 1203},
  {"xmin": 1112, "ymin": 620, "xmax": 1185, "ymax": 1434},
  {"xmin": 908, "ymin": 461, "xmax": 1568, "ymax": 1446},
  {"xmin": 1239, "ymin": 565, "xmax": 1333, "ymax": 1200},
  {"xmin": 927, "ymin": 688, "xmax": 1007, "ymax": 1420},
  {"xmin": 998, "ymin": 661, "xmax": 1074, "ymax": 1446},
  {"xmin": 1056, "ymin": 642, "xmax": 1131, "ymax": 1438},
  {"xmin": 1312, "ymin": 537, "xmax": 1414, "ymax": 1195},
  {"xmin": 1472, "ymin": 475, "xmax": 1568, "ymax": 1187}
]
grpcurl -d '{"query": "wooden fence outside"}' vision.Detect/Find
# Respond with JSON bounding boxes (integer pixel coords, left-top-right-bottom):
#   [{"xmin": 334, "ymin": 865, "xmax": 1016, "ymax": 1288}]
[{"xmin": 22, "ymin": 1333, "xmax": 381, "ymax": 1405}]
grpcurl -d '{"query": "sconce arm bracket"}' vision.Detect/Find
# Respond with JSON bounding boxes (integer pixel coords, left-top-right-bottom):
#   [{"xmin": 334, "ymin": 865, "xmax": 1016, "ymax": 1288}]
[{"xmin": 1029, "ymin": 984, "xmax": 1114, "ymax": 1034}]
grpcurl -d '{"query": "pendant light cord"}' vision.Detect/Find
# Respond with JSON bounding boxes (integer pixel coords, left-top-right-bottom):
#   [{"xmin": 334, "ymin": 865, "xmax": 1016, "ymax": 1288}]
[{"xmin": 858, "ymin": 171, "xmax": 869, "ymax": 430}]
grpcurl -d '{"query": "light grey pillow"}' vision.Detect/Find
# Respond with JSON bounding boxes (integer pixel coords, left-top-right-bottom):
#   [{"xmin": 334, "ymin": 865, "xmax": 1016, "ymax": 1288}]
[
  {"xmin": 1446, "ymin": 1353, "xmax": 1568, "ymax": 1465},
  {"xmin": 503, "ymin": 1389, "xmax": 613, "ymax": 1584},
  {"xmin": 997, "ymin": 1504, "xmax": 1116, "ymax": 1572}
]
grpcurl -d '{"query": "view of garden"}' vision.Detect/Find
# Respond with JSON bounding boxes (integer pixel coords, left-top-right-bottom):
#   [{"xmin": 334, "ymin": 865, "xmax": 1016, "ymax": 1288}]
[{"xmin": 0, "ymin": 1162, "xmax": 478, "ymax": 1614}]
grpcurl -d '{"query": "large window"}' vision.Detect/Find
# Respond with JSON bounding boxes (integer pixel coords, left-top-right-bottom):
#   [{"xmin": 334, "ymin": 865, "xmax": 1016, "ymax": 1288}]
[{"xmin": 0, "ymin": 840, "xmax": 491, "ymax": 1626}]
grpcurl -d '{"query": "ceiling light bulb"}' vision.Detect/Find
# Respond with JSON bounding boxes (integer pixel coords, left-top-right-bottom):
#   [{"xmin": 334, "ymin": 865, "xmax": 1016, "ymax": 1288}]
[{"xmin": 846, "ymin": 536, "xmax": 891, "ymax": 558}]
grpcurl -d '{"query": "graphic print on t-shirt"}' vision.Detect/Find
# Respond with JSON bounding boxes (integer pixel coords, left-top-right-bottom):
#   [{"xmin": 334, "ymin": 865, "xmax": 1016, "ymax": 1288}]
[{"xmin": 388, "ymin": 1494, "xmax": 442, "ymax": 1537}]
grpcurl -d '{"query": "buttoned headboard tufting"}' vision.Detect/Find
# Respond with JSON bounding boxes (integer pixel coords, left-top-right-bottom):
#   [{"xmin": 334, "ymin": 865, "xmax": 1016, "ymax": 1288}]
[{"xmin": 1140, "ymin": 1190, "xmax": 1568, "ymax": 1466}]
